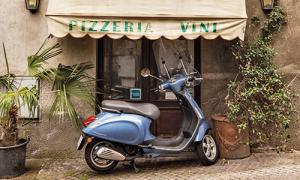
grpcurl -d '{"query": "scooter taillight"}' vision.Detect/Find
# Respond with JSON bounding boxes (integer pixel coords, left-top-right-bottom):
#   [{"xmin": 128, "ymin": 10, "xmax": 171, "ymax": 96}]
[{"xmin": 83, "ymin": 115, "xmax": 97, "ymax": 127}]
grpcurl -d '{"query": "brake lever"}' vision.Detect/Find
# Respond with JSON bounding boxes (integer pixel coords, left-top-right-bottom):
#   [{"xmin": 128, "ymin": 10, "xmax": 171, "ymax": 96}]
[
  {"xmin": 150, "ymin": 87, "xmax": 159, "ymax": 92},
  {"xmin": 189, "ymin": 72, "xmax": 198, "ymax": 75}
]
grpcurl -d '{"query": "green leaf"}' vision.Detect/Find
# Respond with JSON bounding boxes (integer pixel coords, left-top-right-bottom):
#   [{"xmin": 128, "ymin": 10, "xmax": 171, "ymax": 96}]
[
  {"xmin": 27, "ymin": 37, "xmax": 62, "ymax": 80},
  {"xmin": 49, "ymin": 62, "xmax": 95, "ymax": 127},
  {"xmin": 0, "ymin": 87, "xmax": 38, "ymax": 127}
]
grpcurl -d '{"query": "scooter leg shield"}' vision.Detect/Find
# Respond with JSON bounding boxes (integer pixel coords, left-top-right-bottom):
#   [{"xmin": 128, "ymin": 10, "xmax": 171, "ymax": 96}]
[{"xmin": 194, "ymin": 120, "xmax": 211, "ymax": 142}]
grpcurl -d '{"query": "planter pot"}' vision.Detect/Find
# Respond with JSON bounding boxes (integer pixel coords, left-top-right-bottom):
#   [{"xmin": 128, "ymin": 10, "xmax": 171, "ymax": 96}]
[
  {"xmin": 0, "ymin": 138, "xmax": 29, "ymax": 179},
  {"xmin": 211, "ymin": 114, "xmax": 250, "ymax": 159}
]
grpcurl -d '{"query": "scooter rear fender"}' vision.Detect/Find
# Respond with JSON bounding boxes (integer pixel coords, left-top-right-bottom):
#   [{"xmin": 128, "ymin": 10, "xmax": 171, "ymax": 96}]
[{"xmin": 82, "ymin": 111, "xmax": 155, "ymax": 145}]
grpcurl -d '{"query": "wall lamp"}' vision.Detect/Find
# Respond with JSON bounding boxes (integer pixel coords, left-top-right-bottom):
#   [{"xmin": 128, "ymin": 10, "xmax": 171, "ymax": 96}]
[
  {"xmin": 260, "ymin": 0, "xmax": 274, "ymax": 11},
  {"xmin": 25, "ymin": 0, "xmax": 40, "ymax": 13}
]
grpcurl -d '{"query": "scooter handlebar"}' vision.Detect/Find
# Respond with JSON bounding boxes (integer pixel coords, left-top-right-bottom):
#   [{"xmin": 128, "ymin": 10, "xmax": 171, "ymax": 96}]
[{"xmin": 155, "ymin": 75, "xmax": 203, "ymax": 91}]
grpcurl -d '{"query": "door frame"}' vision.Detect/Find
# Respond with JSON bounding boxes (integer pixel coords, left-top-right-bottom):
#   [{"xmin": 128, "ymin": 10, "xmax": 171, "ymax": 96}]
[{"xmin": 95, "ymin": 37, "xmax": 201, "ymax": 112}]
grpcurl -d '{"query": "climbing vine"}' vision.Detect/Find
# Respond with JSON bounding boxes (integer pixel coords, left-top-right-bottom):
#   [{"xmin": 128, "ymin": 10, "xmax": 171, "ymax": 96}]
[{"xmin": 226, "ymin": 6, "xmax": 298, "ymax": 149}]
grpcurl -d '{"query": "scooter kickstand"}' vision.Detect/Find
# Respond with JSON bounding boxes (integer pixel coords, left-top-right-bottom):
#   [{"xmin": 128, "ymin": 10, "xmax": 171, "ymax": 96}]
[{"xmin": 131, "ymin": 160, "xmax": 140, "ymax": 173}]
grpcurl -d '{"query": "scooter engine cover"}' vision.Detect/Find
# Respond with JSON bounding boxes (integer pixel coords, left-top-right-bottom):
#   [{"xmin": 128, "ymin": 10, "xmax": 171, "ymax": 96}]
[{"xmin": 82, "ymin": 112, "xmax": 155, "ymax": 145}]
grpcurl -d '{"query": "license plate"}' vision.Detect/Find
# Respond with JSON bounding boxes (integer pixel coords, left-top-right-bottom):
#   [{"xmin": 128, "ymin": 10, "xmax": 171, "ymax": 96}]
[{"xmin": 77, "ymin": 135, "xmax": 84, "ymax": 150}]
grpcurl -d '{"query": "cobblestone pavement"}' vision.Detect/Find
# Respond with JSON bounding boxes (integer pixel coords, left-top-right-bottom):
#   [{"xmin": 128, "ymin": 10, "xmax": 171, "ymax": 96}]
[{"xmin": 12, "ymin": 151, "xmax": 300, "ymax": 180}]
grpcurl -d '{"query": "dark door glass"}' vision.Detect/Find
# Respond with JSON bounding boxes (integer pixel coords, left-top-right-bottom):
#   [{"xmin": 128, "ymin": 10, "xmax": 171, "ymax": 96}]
[{"xmin": 103, "ymin": 37, "xmax": 142, "ymax": 100}]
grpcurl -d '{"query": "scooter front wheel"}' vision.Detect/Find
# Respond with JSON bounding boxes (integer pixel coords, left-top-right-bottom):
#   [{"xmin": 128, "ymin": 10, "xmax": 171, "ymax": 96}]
[
  {"xmin": 85, "ymin": 140, "xmax": 118, "ymax": 173},
  {"xmin": 196, "ymin": 130, "xmax": 219, "ymax": 165}
]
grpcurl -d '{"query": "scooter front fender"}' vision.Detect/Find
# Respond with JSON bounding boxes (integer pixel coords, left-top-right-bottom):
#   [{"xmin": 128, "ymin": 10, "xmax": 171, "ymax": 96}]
[{"xmin": 194, "ymin": 120, "xmax": 211, "ymax": 142}]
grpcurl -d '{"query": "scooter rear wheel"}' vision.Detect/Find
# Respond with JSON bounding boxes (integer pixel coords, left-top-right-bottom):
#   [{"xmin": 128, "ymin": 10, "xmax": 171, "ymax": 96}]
[
  {"xmin": 196, "ymin": 130, "xmax": 219, "ymax": 166},
  {"xmin": 85, "ymin": 140, "xmax": 118, "ymax": 173}
]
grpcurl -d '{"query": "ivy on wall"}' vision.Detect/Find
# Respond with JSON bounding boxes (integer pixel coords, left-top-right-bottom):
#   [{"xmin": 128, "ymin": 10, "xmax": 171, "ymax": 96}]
[{"xmin": 226, "ymin": 6, "xmax": 298, "ymax": 149}]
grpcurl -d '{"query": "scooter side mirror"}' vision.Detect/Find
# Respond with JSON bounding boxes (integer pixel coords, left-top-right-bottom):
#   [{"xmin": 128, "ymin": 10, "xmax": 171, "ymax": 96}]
[
  {"xmin": 140, "ymin": 68, "xmax": 164, "ymax": 82},
  {"xmin": 140, "ymin": 68, "xmax": 151, "ymax": 77}
]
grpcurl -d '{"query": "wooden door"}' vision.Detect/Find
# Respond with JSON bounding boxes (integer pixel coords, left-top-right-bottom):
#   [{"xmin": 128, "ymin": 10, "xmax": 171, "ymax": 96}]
[{"xmin": 96, "ymin": 37, "xmax": 201, "ymax": 137}]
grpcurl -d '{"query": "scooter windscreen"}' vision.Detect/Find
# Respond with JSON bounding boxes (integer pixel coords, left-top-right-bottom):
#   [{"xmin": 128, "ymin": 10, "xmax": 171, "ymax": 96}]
[
  {"xmin": 177, "ymin": 62, "xmax": 201, "ymax": 87},
  {"xmin": 152, "ymin": 39, "xmax": 202, "ymax": 87}
]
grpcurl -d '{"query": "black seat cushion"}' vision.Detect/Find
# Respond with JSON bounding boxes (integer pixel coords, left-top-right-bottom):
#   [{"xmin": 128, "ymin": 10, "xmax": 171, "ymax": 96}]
[{"xmin": 102, "ymin": 100, "xmax": 160, "ymax": 120}]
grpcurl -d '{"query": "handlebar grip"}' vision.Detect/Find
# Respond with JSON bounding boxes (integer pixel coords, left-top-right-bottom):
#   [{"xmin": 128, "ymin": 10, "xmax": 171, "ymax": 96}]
[{"xmin": 194, "ymin": 77, "xmax": 204, "ymax": 81}]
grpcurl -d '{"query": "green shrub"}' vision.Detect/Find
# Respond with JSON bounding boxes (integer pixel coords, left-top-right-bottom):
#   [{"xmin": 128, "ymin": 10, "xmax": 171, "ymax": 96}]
[{"xmin": 226, "ymin": 7, "xmax": 298, "ymax": 149}]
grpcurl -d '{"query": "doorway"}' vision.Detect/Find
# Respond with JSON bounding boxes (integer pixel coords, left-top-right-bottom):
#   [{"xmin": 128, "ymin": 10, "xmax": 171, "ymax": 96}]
[{"xmin": 96, "ymin": 37, "xmax": 201, "ymax": 137}]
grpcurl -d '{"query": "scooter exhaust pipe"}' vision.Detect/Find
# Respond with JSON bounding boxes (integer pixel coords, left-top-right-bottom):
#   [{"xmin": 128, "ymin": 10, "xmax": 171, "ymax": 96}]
[{"xmin": 96, "ymin": 147, "xmax": 126, "ymax": 161}]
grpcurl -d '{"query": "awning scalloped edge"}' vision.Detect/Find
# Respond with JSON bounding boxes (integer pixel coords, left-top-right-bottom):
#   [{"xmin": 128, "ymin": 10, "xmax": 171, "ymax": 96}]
[{"xmin": 48, "ymin": 31, "xmax": 245, "ymax": 41}]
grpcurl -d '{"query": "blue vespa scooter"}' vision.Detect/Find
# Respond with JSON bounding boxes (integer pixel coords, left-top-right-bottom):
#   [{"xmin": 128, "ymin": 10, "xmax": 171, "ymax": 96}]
[{"xmin": 77, "ymin": 57, "xmax": 219, "ymax": 173}]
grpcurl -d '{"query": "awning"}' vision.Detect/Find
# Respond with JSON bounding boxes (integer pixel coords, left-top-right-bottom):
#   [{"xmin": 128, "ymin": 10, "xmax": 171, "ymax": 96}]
[{"xmin": 46, "ymin": 0, "xmax": 247, "ymax": 40}]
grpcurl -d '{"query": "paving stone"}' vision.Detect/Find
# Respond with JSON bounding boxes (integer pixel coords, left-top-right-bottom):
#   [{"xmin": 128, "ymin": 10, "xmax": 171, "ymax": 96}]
[{"xmin": 11, "ymin": 151, "xmax": 300, "ymax": 180}]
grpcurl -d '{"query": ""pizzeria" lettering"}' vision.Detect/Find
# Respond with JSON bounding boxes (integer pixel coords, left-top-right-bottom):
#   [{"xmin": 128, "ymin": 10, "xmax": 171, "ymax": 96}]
[
  {"xmin": 69, "ymin": 20, "xmax": 152, "ymax": 33},
  {"xmin": 68, "ymin": 19, "xmax": 218, "ymax": 33}
]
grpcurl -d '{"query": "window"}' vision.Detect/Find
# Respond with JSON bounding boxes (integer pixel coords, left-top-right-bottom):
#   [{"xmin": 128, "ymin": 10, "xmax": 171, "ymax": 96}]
[{"xmin": 103, "ymin": 37, "xmax": 142, "ymax": 100}]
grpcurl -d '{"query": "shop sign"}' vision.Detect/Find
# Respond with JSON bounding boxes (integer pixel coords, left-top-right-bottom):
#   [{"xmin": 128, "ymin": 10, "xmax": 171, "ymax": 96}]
[
  {"xmin": 68, "ymin": 19, "xmax": 218, "ymax": 34},
  {"xmin": 47, "ymin": 16, "xmax": 247, "ymax": 40},
  {"xmin": 130, "ymin": 88, "xmax": 141, "ymax": 100},
  {"xmin": 46, "ymin": 0, "xmax": 248, "ymax": 40}
]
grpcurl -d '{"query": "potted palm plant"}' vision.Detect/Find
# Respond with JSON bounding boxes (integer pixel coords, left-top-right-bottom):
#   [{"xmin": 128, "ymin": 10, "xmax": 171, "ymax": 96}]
[
  {"xmin": 0, "ymin": 37, "xmax": 58, "ymax": 178},
  {"xmin": 0, "ymin": 43, "xmax": 38, "ymax": 178},
  {"xmin": 0, "ymin": 36, "xmax": 96, "ymax": 178}
]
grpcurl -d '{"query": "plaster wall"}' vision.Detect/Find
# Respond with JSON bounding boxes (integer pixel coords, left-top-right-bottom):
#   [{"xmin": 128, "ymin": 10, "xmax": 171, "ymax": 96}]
[
  {"xmin": 0, "ymin": 0, "xmax": 96, "ymax": 157},
  {"xmin": 0, "ymin": 0, "xmax": 299, "ymax": 157},
  {"xmin": 273, "ymin": 0, "xmax": 300, "ymax": 150},
  {"xmin": 201, "ymin": 0, "xmax": 300, "ymax": 149}
]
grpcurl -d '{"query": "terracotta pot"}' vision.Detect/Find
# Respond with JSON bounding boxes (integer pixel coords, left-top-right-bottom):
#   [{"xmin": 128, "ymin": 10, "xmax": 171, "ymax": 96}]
[
  {"xmin": 211, "ymin": 114, "xmax": 250, "ymax": 159},
  {"xmin": 0, "ymin": 138, "xmax": 29, "ymax": 178}
]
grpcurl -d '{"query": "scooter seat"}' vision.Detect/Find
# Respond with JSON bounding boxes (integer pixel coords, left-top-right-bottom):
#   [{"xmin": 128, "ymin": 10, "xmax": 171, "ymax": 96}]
[{"xmin": 102, "ymin": 100, "xmax": 160, "ymax": 120}]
